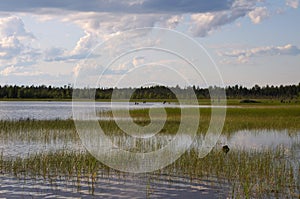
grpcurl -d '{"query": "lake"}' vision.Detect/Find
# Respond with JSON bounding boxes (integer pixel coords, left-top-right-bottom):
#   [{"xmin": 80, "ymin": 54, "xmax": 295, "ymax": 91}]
[
  {"xmin": 0, "ymin": 101, "xmax": 231, "ymax": 120},
  {"xmin": 0, "ymin": 101, "xmax": 299, "ymax": 198}
]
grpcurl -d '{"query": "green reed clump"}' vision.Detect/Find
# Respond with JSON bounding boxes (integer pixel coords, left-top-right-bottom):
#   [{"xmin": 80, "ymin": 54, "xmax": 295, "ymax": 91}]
[
  {"xmin": 0, "ymin": 119, "xmax": 78, "ymax": 143},
  {"xmin": 164, "ymin": 146, "xmax": 299, "ymax": 198},
  {"xmin": 0, "ymin": 150, "xmax": 114, "ymax": 183},
  {"xmin": 0, "ymin": 118, "xmax": 75, "ymax": 131}
]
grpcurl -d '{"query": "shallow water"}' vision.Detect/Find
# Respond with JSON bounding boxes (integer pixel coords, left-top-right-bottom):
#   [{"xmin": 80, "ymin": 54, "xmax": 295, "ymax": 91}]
[
  {"xmin": 0, "ymin": 139, "xmax": 84, "ymax": 159},
  {"xmin": 1, "ymin": 129, "xmax": 299, "ymax": 159},
  {"xmin": 219, "ymin": 129, "xmax": 300, "ymax": 150},
  {"xmin": 1, "ymin": 129, "xmax": 299, "ymax": 198},
  {"xmin": 0, "ymin": 172, "xmax": 230, "ymax": 199}
]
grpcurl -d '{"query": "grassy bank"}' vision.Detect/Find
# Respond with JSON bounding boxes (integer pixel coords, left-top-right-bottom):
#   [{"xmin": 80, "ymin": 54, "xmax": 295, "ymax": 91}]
[
  {"xmin": 99, "ymin": 106, "xmax": 300, "ymax": 133},
  {"xmin": 1, "ymin": 106, "xmax": 299, "ymax": 137}
]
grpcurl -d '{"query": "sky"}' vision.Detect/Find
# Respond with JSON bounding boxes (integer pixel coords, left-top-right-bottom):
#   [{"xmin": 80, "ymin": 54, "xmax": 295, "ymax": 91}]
[{"xmin": 0, "ymin": 0, "xmax": 299, "ymax": 88}]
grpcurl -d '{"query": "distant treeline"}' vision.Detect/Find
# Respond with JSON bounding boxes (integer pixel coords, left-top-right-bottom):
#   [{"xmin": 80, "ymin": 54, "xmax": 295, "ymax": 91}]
[{"xmin": 0, "ymin": 83, "xmax": 299, "ymax": 100}]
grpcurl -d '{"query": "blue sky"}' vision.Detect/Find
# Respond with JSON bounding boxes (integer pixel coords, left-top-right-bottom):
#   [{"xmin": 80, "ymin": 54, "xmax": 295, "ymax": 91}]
[{"xmin": 0, "ymin": 0, "xmax": 299, "ymax": 87}]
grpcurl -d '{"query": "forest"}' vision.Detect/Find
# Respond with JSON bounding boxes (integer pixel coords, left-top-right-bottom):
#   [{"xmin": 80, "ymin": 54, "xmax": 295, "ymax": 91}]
[{"xmin": 0, "ymin": 83, "xmax": 299, "ymax": 100}]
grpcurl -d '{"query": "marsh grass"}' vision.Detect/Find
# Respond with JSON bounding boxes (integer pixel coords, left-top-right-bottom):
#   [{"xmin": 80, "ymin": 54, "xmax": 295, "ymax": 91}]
[
  {"xmin": 98, "ymin": 106, "xmax": 300, "ymax": 134},
  {"xmin": 0, "ymin": 106, "xmax": 300, "ymax": 198},
  {"xmin": 1, "ymin": 106, "xmax": 299, "ymax": 139},
  {"xmin": 0, "ymin": 145, "xmax": 299, "ymax": 198},
  {"xmin": 178, "ymin": 147, "xmax": 299, "ymax": 198}
]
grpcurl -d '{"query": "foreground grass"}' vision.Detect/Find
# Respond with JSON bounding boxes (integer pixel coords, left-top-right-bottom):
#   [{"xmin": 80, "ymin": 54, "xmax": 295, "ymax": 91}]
[{"xmin": 0, "ymin": 146, "xmax": 299, "ymax": 198}]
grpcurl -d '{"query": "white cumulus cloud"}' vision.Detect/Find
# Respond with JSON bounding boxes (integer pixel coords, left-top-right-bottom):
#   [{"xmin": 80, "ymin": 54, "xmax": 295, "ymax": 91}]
[
  {"xmin": 0, "ymin": 65, "xmax": 19, "ymax": 76},
  {"xmin": 220, "ymin": 44, "xmax": 300, "ymax": 64},
  {"xmin": 0, "ymin": 16, "xmax": 40, "ymax": 67},
  {"xmin": 0, "ymin": 65, "xmax": 43, "ymax": 76},
  {"xmin": 286, "ymin": 0, "xmax": 299, "ymax": 8},
  {"xmin": 248, "ymin": 7, "xmax": 269, "ymax": 24},
  {"xmin": 0, "ymin": 15, "xmax": 34, "ymax": 38}
]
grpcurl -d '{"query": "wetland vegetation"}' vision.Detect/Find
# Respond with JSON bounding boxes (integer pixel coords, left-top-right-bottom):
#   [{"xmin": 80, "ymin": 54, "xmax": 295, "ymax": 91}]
[{"xmin": 0, "ymin": 102, "xmax": 299, "ymax": 198}]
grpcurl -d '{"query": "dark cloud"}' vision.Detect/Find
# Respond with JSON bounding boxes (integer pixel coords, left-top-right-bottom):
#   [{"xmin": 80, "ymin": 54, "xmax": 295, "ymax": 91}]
[
  {"xmin": 0, "ymin": 0, "xmax": 233, "ymax": 14},
  {"xmin": 140, "ymin": 0, "xmax": 233, "ymax": 13}
]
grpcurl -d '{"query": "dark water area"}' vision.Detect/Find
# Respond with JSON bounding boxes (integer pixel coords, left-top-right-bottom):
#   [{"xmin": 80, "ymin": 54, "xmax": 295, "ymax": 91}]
[{"xmin": 0, "ymin": 173, "xmax": 230, "ymax": 198}]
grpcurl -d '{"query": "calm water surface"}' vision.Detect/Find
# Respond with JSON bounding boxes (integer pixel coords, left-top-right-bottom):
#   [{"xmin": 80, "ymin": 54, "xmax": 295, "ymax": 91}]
[{"xmin": 0, "ymin": 101, "xmax": 230, "ymax": 120}]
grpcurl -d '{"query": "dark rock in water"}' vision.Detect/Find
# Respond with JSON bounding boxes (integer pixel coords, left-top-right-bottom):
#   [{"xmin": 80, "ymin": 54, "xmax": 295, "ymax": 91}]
[{"xmin": 222, "ymin": 145, "xmax": 230, "ymax": 154}]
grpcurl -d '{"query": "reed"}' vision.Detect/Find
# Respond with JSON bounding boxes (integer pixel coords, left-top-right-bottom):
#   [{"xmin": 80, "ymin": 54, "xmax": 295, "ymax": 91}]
[{"xmin": 0, "ymin": 145, "xmax": 298, "ymax": 198}]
